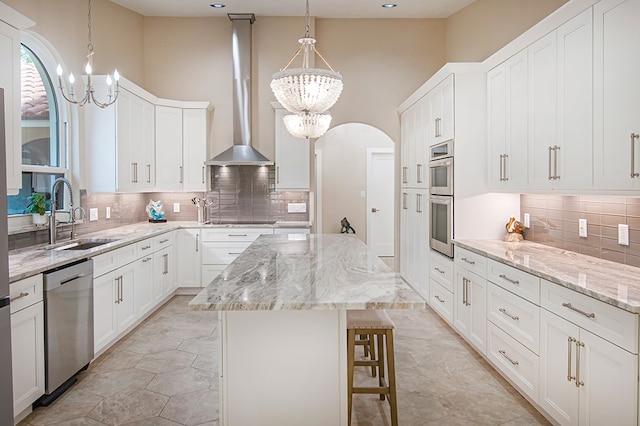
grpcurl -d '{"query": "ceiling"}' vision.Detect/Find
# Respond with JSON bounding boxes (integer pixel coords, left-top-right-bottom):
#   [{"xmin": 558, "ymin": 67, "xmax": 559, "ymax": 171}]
[{"xmin": 109, "ymin": 0, "xmax": 476, "ymax": 19}]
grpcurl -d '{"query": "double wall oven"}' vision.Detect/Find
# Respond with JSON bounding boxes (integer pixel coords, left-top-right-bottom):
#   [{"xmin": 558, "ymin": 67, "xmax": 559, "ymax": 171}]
[{"xmin": 429, "ymin": 140, "xmax": 454, "ymax": 257}]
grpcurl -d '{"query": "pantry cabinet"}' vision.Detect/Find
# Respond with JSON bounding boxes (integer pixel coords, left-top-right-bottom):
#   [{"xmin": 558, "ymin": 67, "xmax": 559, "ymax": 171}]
[{"xmin": 593, "ymin": 0, "xmax": 640, "ymax": 190}]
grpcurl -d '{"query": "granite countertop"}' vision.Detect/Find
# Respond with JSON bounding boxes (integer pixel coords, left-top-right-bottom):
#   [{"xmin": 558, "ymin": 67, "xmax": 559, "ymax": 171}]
[
  {"xmin": 8, "ymin": 221, "xmax": 311, "ymax": 283},
  {"xmin": 454, "ymin": 239, "xmax": 640, "ymax": 313},
  {"xmin": 189, "ymin": 234, "xmax": 427, "ymax": 311}
]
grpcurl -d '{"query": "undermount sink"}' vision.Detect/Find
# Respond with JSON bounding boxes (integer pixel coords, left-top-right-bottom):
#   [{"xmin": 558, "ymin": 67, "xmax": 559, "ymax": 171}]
[{"xmin": 43, "ymin": 238, "xmax": 119, "ymax": 251}]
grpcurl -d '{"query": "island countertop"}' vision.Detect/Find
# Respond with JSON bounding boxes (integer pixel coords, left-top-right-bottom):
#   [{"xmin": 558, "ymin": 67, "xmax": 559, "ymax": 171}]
[
  {"xmin": 454, "ymin": 239, "xmax": 640, "ymax": 313},
  {"xmin": 189, "ymin": 234, "xmax": 427, "ymax": 311}
]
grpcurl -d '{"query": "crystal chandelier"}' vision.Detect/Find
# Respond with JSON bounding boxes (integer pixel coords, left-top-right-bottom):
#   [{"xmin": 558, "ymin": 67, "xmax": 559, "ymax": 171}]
[
  {"xmin": 283, "ymin": 112, "xmax": 332, "ymax": 139},
  {"xmin": 270, "ymin": 0, "xmax": 343, "ymax": 116},
  {"xmin": 56, "ymin": 0, "xmax": 119, "ymax": 108}
]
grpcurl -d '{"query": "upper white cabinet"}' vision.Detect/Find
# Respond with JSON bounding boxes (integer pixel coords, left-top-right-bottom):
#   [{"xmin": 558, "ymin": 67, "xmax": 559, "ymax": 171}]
[
  {"xmin": 488, "ymin": 50, "xmax": 529, "ymax": 189},
  {"xmin": 0, "ymin": 20, "xmax": 21, "ymax": 194},
  {"xmin": 155, "ymin": 104, "xmax": 210, "ymax": 192},
  {"xmin": 400, "ymin": 96, "xmax": 428, "ymax": 189},
  {"xmin": 85, "ymin": 79, "xmax": 156, "ymax": 193},
  {"xmin": 427, "ymin": 74, "xmax": 454, "ymax": 146},
  {"xmin": 273, "ymin": 105, "xmax": 310, "ymax": 191},
  {"xmin": 593, "ymin": 0, "xmax": 640, "ymax": 190}
]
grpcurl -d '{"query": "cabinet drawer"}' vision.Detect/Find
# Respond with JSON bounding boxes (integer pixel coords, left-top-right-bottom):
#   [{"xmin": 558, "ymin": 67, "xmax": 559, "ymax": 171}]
[
  {"xmin": 93, "ymin": 244, "xmax": 137, "ymax": 277},
  {"xmin": 454, "ymin": 246, "xmax": 487, "ymax": 276},
  {"xmin": 429, "ymin": 279, "xmax": 454, "ymax": 324},
  {"xmin": 201, "ymin": 228, "xmax": 272, "ymax": 242},
  {"xmin": 136, "ymin": 238, "xmax": 155, "ymax": 257},
  {"xmin": 541, "ymin": 279, "xmax": 639, "ymax": 354},
  {"xmin": 487, "ymin": 321, "xmax": 539, "ymax": 404},
  {"xmin": 153, "ymin": 231, "xmax": 174, "ymax": 249},
  {"xmin": 430, "ymin": 250, "xmax": 454, "ymax": 292},
  {"xmin": 10, "ymin": 274, "xmax": 43, "ymax": 314},
  {"xmin": 488, "ymin": 283, "xmax": 540, "ymax": 354},
  {"xmin": 202, "ymin": 242, "xmax": 252, "ymax": 264},
  {"xmin": 487, "ymin": 259, "xmax": 540, "ymax": 304}
]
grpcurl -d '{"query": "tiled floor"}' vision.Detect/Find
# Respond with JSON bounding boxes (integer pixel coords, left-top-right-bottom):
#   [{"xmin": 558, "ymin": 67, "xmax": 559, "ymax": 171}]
[{"xmin": 19, "ymin": 296, "xmax": 549, "ymax": 426}]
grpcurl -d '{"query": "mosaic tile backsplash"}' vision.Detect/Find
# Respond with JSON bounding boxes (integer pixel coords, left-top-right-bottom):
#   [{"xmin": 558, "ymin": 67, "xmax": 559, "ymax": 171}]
[{"xmin": 520, "ymin": 194, "xmax": 640, "ymax": 267}]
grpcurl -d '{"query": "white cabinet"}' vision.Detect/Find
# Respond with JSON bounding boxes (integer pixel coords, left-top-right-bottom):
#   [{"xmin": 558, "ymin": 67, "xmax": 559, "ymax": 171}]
[
  {"xmin": 427, "ymin": 74, "xmax": 454, "ymax": 146},
  {"xmin": 274, "ymin": 107, "xmax": 310, "ymax": 191},
  {"xmin": 593, "ymin": 0, "xmax": 640, "ymax": 190},
  {"xmin": 488, "ymin": 50, "xmax": 529, "ymax": 189},
  {"xmin": 428, "ymin": 250, "xmax": 454, "ymax": 324},
  {"xmin": 156, "ymin": 105, "xmax": 210, "ymax": 191},
  {"xmin": 400, "ymin": 95, "xmax": 428, "ymax": 189},
  {"xmin": 155, "ymin": 105, "xmax": 184, "ymax": 191},
  {"xmin": 0, "ymin": 19, "xmax": 22, "ymax": 194},
  {"xmin": 134, "ymin": 255, "xmax": 154, "ymax": 317},
  {"xmin": 154, "ymin": 245, "xmax": 176, "ymax": 302},
  {"xmin": 177, "ymin": 228, "xmax": 202, "ymax": 288},
  {"xmin": 399, "ymin": 189, "xmax": 428, "ymax": 297},
  {"xmin": 85, "ymin": 80, "xmax": 156, "ymax": 193},
  {"xmin": 10, "ymin": 275, "xmax": 44, "ymax": 415},
  {"xmin": 453, "ymin": 261, "xmax": 487, "ymax": 354},
  {"xmin": 539, "ymin": 309, "xmax": 637, "ymax": 426}
]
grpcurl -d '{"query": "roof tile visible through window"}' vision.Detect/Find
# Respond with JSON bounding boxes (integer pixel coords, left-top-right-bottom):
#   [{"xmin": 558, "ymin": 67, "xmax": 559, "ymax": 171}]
[{"xmin": 21, "ymin": 61, "xmax": 50, "ymax": 120}]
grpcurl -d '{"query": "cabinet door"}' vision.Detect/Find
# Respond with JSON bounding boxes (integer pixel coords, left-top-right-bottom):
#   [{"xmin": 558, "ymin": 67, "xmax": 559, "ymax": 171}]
[
  {"xmin": 487, "ymin": 64, "xmax": 508, "ymax": 188},
  {"xmin": 11, "ymin": 301, "xmax": 44, "ymax": 414},
  {"xmin": 539, "ymin": 309, "xmax": 580, "ymax": 426},
  {"xmin": 93, "ymin": 272, "xmax": 118, "ymax": 353},
  {"xmin": 116, "ymin": 266, "xmax": 136, "ymax": 332},
  {"xmin": 528, "ymin": 32, "xmax": 557, "ymax": 188},
  {"xmin": 413, "ymin": 191, "xmax": 429, "ymax": 296},
  {"xmin": 414, "ymin": 97, "xmax": 428, "ymax": 188},
  {"xmin": 579, "ymin": 328, "xmax": 637, "ymax": 425},
  {"xmin": 177, "ymin": 229, "xmax": 202, "ymax": 287},
  {"xmin": 399, "ymin": 191, "xmax": 411, "ymax": 280},
  {"xmin": 140, "ymin": 99, "xmax": 156, "ymax": 190},
  {"xmin": 438, "ymin": 74, "xmax": 454, "ymax": 143},
  {"xmin": 134, "ymin": 255, "xmax": 154, "ymax": 317},
  {"xmin": 275, "ymin": 108, "xmax": 310, "ymax": 190},
  {"xmin": 0, "ymin": 21, "xmax": 21, "ymax": 194},
  {"xmin": 505, "ymin": 50, "xmax": 529, "ymax": 189},
  {"xmin": 116, "ymin": 90, "xmax": 137, "ymax": 192},
  {"xmin": 183, "ymin": 109, "xmax": 207, "ymax": 191},
  {"xmin": 594, "ymin": 0, "xmax": 640, "ymax": 189},
  {"xmin": 155, "ymin": 105, "xmax": 184, "ymax": 191},
  {"xmin": 556, "ymin": 9, "xmax": 593, "ymax": 190},
  {"xmin": 454, "ymin": 267, "xmax": 487, "ymax": 354},
  {"xmin": 155, "ymin": 246, "xmax": 176, "ymax": 300},
  {"xmin": 400, "ymin": 110, "xmax": 411, "ymax": 188}
]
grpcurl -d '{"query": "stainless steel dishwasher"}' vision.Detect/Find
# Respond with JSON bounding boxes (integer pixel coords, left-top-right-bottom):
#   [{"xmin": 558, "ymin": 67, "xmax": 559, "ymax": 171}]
[{"xmin": 38, "ymin": 259, "xmax": 94, "ymax": 406}]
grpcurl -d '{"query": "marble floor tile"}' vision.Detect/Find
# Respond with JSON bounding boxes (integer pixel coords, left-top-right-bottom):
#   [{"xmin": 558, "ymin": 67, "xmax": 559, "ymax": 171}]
[{"xmin": 19, "ymin": 295, "xmax": 550, "ymax": 426}]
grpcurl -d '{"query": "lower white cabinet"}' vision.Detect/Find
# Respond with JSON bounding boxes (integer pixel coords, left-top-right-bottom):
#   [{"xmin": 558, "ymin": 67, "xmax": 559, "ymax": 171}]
[
  {"xmin": 154, "ymin": 245, "xmax": 176, "ymax": 302},
  {"xmin": 539, "ymin": 309, "xmax": 637, "ymax": 426},
  {"xmin": 10, "ymin": 274, "xmax": 44, "ymax": 416},
  {"xmin": 453, "ymin": 265, "xmax": 487, "ymax": 354},
  {"xmin": 399, "ymin": 190, "xmax": 429, "ymax": 297},
  {"xmin": 177, "ymin": 228, "xmax": 202, "ymax": 288},
  {"xmin": 134, "ymin": 255, "xmax": 154, "ymax": 317}
]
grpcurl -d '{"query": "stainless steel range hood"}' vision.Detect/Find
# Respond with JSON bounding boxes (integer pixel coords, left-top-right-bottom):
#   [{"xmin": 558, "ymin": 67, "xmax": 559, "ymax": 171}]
[{"xmin": 206, "ymin": 13, "xmax": 273, "ymax": 166}]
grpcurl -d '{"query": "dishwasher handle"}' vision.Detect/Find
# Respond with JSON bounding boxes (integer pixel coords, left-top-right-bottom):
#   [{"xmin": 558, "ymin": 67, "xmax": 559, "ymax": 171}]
[{"xmin": 44, "ymin": 260, "xmax": 94, "ymax": 292}]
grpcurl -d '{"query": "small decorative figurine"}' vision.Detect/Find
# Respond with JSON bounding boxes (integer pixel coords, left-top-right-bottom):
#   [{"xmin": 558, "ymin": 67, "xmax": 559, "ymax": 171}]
[
  {"xmin": 504, "ymin": 216, "xmax": 524, "ymax": 242},
  {"xmin": 340, "ymin": 217, "xmax": 356, "ymax": 234},
  {"xmin": 146, "ymin": 199, "xmax": 166, "ymax": 222}
]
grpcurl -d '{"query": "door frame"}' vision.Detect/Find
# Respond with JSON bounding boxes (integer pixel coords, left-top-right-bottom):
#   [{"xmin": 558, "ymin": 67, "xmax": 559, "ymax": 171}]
[{"xmin": 366, "ymin": 147, "xmax": 394, "ymax": 255}]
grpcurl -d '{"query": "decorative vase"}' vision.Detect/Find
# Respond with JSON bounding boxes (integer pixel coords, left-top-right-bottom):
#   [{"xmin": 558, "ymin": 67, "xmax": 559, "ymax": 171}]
[{"xmin": 32, "ymin": 214, "xmax": 48, "ymax": 225}]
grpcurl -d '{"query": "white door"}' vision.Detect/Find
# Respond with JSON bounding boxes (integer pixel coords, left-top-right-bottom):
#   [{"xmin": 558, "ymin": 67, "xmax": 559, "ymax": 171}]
[{"xmin": 367, "ymin": 149, "xmax": 394, "ymax": 256}]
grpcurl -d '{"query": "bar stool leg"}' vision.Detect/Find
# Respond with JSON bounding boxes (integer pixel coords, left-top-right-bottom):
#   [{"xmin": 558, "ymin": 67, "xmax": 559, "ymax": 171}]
[
  {"xmin": 369, "ymin": 334, "xmax": 377, "ymax": 377},
  {"xmin": 377, "ymin": 331, "xmax": 385, "ymax": 401},
  {"xmin": 386, "ymin": 329, "xmax": 398, "ymax": 426},
  {"xmin": 347, "ymin": 329, "xmax": 355, "ymax": 426}
]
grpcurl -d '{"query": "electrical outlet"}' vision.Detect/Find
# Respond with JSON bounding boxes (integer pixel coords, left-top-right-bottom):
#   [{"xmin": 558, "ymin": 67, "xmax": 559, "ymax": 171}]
[
  {"xmin": 287, "ymin": 203, "xmax": 307, "ymax": 213},
  {"xmin": 618, "ymin": 224, "xmax": 630, "ymax": 246},
  {"xmin": 173, "ymin": 203, "xmax": 180, "ymax": 213},
  {"xmin": 89, "ymin": 208, "xmax": 98, "ymax": 221},
  {"xmin": 105, "ymin": 206, "xmax": 111, "ymax": 219},
  {"xmin": 523, "ymin": 213, "xmax": 530, "ymax": 228},
  {"xmin": 360, "ymin": 191, "xmax": 366, "ymax": 199},
  {"xmin": 578, "ymin": 219, "xmax": 588, "ymax": 238}
]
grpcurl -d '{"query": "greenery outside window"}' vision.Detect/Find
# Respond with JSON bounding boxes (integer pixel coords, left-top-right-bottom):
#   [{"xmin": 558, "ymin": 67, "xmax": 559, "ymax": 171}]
[{"xmin": 7, "ymin": 43, "xmax": 67, "ymax": 216}]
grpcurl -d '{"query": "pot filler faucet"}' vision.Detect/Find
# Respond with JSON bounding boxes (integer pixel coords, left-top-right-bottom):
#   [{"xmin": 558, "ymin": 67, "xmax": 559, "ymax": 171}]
[{"xmin": 49, "ymin": 177, "xmax": 75, "ymax": 244}]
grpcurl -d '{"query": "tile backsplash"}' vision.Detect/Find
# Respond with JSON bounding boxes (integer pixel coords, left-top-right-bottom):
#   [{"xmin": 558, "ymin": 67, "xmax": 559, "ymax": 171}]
[{"xmin": 521, "ymin": 194, "xmax": 640, "ymax": 267}]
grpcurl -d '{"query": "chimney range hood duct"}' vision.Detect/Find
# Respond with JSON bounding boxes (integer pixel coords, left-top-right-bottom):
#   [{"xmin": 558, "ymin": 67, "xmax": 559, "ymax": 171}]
[{"xmin": 206, "ymin": 13, "xmax": 273, "ymax": 166}]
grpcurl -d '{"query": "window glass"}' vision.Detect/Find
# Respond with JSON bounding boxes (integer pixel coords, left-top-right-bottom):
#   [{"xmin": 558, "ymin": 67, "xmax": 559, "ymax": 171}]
[{"xmin": 7, "ymin": 172, "xmax": 64, "ymax": 215}]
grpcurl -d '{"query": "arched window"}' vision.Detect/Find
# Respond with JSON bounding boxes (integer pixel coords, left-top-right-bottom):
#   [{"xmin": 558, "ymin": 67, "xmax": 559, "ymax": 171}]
[{"xmin": 7, "ymin": 41, "xmax": 67, "ymax": 215}]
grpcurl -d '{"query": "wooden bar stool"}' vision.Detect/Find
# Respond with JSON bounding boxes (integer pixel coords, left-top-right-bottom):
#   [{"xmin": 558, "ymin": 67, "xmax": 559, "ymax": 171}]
[{"xmin": 347, "ymin": 309, "xmax": 398, "ymax": 426}]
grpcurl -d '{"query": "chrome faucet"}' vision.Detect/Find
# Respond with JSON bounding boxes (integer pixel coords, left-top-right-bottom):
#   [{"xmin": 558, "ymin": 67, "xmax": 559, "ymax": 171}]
[{"xmin": 49, "ymin": 177, "xmax": 74, "ymax": 244}]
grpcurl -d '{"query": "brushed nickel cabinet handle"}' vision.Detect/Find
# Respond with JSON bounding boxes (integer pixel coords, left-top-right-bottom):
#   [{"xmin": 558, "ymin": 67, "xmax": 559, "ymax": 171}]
[
  {"xmin": 562, "ymin": 302, "xmax": 595, "ymax": 318},
  {"xmin": 498, "ymin": 350, "xmax": 519, "ymax": 366},
  {"xmin": 499, "ymin": 308, "xmax": 519, "ymax": 321},
  {"xmin": 503, "ymin": 154, "xmax": 509, "ymax": 181},
  {"xmin": 202, "ymin": 166, "xmax": 205, "ymax": 184},
  {"xmin": 228, "ymin": 252, "xmax": 243, "ymax": 255},
  {"xmin": 141, "ymin": 245, "xmax": 152, "ymax": 250},
  {"xmin": 402, "ymin": 193, "xmax": 408, "ymax": 210},
  {"xmin": 462, "ymin": 277, "xmax": 467, "ymax": 305},
  {"xmin": 179, "ymin": 166, "xmax": 183, "ymax": 184},
  {"xmin": 402, "ymin": 167, "xmax": 408, "ymax": 184},
  {"xmin": 461, "ymin": 257, "xmax": 475, "ymax": 265},
  {"xmin": 575, "ymin": 340, "xmax": 585, "ymax": 387},
  {"xmin": 434, "ymin": 295, "xmax": 445, "ymax": 303},
  {"xmin": 10, "ymin": 292, "xmax": 29, "ymax": 302},
  {"xmin": 416, "ymin": 164, "xmax": 423, "ymax": 183},
  {"xmin": 142, "ymin": 257, "xmax": 152, "ymax": 263},
  {"xmin": 228, "ymin": 234, "xmax": 248, "ymax": 237},
  {"xmin": 567, "ymin": 336, "xmax": 576, "ymax": 382},
  {"xmin": 554, "ymin": 145, "xmax": 560, "ymax": 179},
  {"xmin": 276, "ymin": 166, "xmax": 280, "ymax": 184},
  {"xmin": 196, "ymin": 234, "xmax": 199, "ymax": 252},
  {"xmin": 163, "ymin": 254, "xmax": 168, "ymax": 275},
  {"xmin": 499, "ymin": 274, "xmax": 519, "ymax": 285},
  {"xmin": 416, "ymin": 194, "xmax": 422, "ymax": 213},
  {"xmin": 499, "ymin": 154, "xmax": 504, "ymax": 181},
  {"xmin": 147, "ymin": 164, "xmax": 151, "ymax": 183},
  {"xmin": 631, "ymin": 133, "xmax": 639, "ymax": 178},
  {"xmin": 160, "ymin": 238, "xmax": 170, "ymax": 244},
  {"xmin": 434, "ymin": 267, "xmax": 445, "ymax": 274}
]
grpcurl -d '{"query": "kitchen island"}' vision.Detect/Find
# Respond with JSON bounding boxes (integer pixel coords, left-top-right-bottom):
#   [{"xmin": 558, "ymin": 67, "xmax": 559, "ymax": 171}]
[{"xmin": 189, "ymin": 233, "xmax": 426, "ymax": 426}]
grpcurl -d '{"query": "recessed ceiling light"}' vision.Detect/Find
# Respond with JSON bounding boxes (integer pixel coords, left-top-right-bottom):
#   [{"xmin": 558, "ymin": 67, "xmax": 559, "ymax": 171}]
[
  {"xmin": 382, "ymin": 3, "xmax": 397, "ymax": 8},
  {"xmin": 210, "ymin": 4, "xmax": 226, "ymax": 8}
]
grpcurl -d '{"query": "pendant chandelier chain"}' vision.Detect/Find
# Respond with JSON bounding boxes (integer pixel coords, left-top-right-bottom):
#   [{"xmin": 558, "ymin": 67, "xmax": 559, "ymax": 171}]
[
  {"xmin": 87, "ymin": 0, "xmax": 94, "ymax": 55},
  {"xmin": 304, "ymin": 0, "xmax": 311, "ymax": 38}
]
